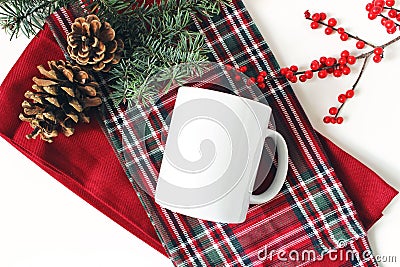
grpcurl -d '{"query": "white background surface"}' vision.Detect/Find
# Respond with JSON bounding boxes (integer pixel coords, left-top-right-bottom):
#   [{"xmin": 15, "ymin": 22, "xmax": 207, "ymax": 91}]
[{"xmin": 0, "ymin": 0, "xmax": 399, "ymax": 266}]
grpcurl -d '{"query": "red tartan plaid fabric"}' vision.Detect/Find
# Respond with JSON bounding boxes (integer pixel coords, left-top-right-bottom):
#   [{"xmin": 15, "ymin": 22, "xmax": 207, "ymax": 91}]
[{"xmin": 42, "ymin": 1, "xmax": 380, "ymax": 266}]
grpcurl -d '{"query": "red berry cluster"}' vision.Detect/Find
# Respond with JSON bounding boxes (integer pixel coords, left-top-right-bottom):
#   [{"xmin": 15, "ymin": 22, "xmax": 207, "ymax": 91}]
[
  {"xmin": 252, "ymin": 70, "xmax": 268, "ymax": 89},
  {"xmin": 305, "ymin": 10, "xmax": 377, "ymax": 52},
  {"xmin": 323, "ymin": 89, "xmax": 355, "ymax": 124},
  {"xmin": 278, "ymin": 50, "xmax": 356, "ymax": 84},
  {"xmin": 312, "ymin": 50, "xmax": 356, "ymax": 79},
  {"xmin": 306, "ymin": 11, "xmax": 353, "ymax": 43},
  {"xmin": 279, "ymin": 65, "xmax": 301, "ymax": 83},
  {"xmin": 226, "ymin": 64, "xmax": 269, "ymax": 90},
  {"xmin": 373, "ymin": 47, "xmax": 384, "ymax": 62},
  {"xmin": 226, "ymin": 64, "xmax": 249, "ymax": 82},
  {"xmin": 366, "ymin": 0, "xmax": 400, "ymax": 34},
  {"xmin": 260, "ymin": 4, "xmax": 400, "ymax": 125}
]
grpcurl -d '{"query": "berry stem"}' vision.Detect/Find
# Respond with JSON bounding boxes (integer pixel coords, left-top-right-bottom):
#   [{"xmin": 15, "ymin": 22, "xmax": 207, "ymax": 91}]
[
  {"xmin": 262, "ymin": 21, "xmax": 400, "ymax": 83},
  {"xmin": 355, "ymin": 33, "xmax": 400, "ymax": 60},
  {"xmin": 305, "ymin": 17, "xmax": 376, "ymax": 48},
  {"xmin": 383, "ymin": 6, "xmax": 400, "ymax": 12},
  {"xmin": 378, "ymin": 13, "xmax": 400, "ymax": 27},
  {"xmin": 264, "ymin": 62, "xmax": 344, "ymax": 83},
  {"xmin": 334, "ymin": 55, "xmax": 370, "ymax": 119},
  {"xmin": 293, "ymin": 64, "xmax": 339, "ymax": 75}
]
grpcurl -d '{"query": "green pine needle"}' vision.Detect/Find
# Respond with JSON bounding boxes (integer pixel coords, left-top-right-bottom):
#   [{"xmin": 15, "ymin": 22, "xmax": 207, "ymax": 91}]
[
  {"xmin": 0, "ymin": 0, "xmax": 232, "ymax": 106},
  {"xmin": 103, "ymin": 0, "xmax": 232, "ymax": 107},
  {"xmin": 0, "ymin": 0, "xmax": 73, "ymax": 39}
]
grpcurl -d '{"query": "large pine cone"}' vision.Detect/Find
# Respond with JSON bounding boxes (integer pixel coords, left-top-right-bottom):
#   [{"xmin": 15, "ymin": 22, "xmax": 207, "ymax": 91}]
[
  {"xmin": 67, "ymin": 14, "xmax": 123, "ymax": 72},
  {"xmin": 19, "ymin": 60, "xmax": 102, "ymax": 143}
]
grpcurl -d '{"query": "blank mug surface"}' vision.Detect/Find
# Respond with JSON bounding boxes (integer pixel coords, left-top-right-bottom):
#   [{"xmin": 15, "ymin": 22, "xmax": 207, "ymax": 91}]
[{"xmin": 155, "ymin": 87, "xmax": 284, "ymax": 223}]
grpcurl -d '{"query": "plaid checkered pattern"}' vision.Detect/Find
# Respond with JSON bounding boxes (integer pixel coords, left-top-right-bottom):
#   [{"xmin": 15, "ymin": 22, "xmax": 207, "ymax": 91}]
[{"xmin": 46, "ymin": 1, "xmax": 378, "ymax": 266}]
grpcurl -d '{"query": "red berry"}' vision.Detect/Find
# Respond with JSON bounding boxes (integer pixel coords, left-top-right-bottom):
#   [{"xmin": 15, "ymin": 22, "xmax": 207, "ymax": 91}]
[
  {"xmin": 318, "ymin": 70, "xmax": 328, "ymax": 79},
  {"xmin": 325, "ymin": 27, "xmax": 334, "ymax": 35},
  {"xmin": 258, "ymin": 83, "xmax": 266, "ymax": 89},
  {"xmin": 374, "ymin": 47, "xmax": 383, "ymax": 55},
  {"xmin": 280, "ymin": 67, "xmax": 289, "ymax": 75},
  {"xmin": 259, "ymin": 71, "xmax": 267, "ymax": 77},
  {"xmin": 304, "ymin": 10, "xmax": 311, "ymax": 19},
  {"xmin": 247, "ymin": 77, "xmax": 256, "ymax": 86},
  {"xmin": 331, "ymin": 118, "xmax": 337, "ymax": 124},
  {"xmin": 386, "ymin": 0, "xmax": 396, "ymax": 7},
  {"xmin": 305, "ymin": 70, "xmax": 314, "ymax": 79},
  {"xmin": 368, "ymin": 12, "xmax": 378, "ymax": 20},
  {"xmin": 385, "ymin": 19, "xmax": 395, "ymax": 29},
  {"xmin": 234, "ymin": 75, "xmax": 241, "ymax": 81},
  {"xmin": 333, "ymin": 69, "xmax": 342, "ymax": 77},
  {"xmin": 310, "ymin": 60, "xmax": 320, "ymax": 70},
  {"xmin": 347, "ymin": 56, "xmax": 356, "ymax": 65},
  {"xmin": 290, "ymin": 65, "xmax": 299, "ymax": 72},
  {"xmin": 373, "ymin": 55, "xmax": 382, "ymax": 63},
  {"xmin": 312, "ymin": 13, "xmax": 321, "ymax": 21},
  {"xmin": 290, "ymin": 76, "xmax": 298, "ymax": 83},
  {"xmin": 337, "ymin": 27, "xmax": 345, "ymax": 34},
  {"xmin": 356, "ymin": 40, "xmax": 365, "ymax": 49},
  {"xmin": 375, "ymin": 0, "xmax": 385, "ymax": 7},
  {"xmin": 338, "ymin": 94, "xmax": 347, "ymax": 103},
  {"xmin": 371, "ymin": 6, "xmax": 383, "ymax": 15},
  {"xmin": 346, "ymin": 90, "xmax": 355, "ymax": 98},
  {"xmin": 387, "ymin": 26, "xmax": 397, "ymax": 34},
  {"xmin": 256, "ymin": 75, "xmax": 264, "ymax": 83},
  {"xmin": 337, "ymin": 117, "xmax": 344, "ymax": 124},
  {"xmin": 396, "ymin": 14, "xmax": 400, "ymax": 21},
  {"xmin": 329, "ymin": 107, "xmax": 338, "ymax": 115},
  {"xmin": 328, "ymin": 18, "xmax": 337, "ymax": 27},
  {"xmin": 341, "ymin": 50, "xmax": 350, "ymax": 58},
  {"xmin": 239, "ymin": 66, "xmax": 247, "ymax": 72},
  {"xmin": 311, "ymin": 21, "xmax": 319, "ymax": 29},
  {"xmin": 366, "ymin": 3, "xmax": 373, "ymax": 11},
  {"xmin": 226, "ymin": 64, "xmax": 233, "ymax": 71},
  {"xmin": 320, "ymin": 13, "xmax": 327, "ymax": 20},
  {"xmin": 339, "ymin": 58, "xmax": 347, "ymax": 66},
  {"xmin": 323, "ymin": 116, "xmax": 332, "ymax": 124},
  {"xmin": 319, "ymin": 57, "xmax": 327, "ymax": 64},
  {"xmin": 389, "ymin": 9, "xmax": 397, "ymax": 18},
  {"xmin": 342, "ymin": 66, "xmax": 351, "ymax": 75},
  {"xmin": 340, "ymin": 33, "xmax": 349, "ymax": 41},
  {"xmin": 381, "ymin": 17, "xmax": 388, "ymax": 26},
  {"xmin": 327, "ymin": 67, "xmax": 334, "ymax": 74},
  {"xmin": 286, "ymin": 71, "xmax": 294, "ymax": 79},
  {"xmin": 299, "ymin": 75, "xmax": 307, "ymax": 82},
  {"xmin": 326, "ymin": 57, "xmax": 336, "ymax": 66}
]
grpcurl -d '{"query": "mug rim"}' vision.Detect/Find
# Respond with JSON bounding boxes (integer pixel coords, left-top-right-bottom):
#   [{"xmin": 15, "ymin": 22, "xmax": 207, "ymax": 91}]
[{"xmin": 178, "ymin": 86, "xmax": 271, "ymax": 112}]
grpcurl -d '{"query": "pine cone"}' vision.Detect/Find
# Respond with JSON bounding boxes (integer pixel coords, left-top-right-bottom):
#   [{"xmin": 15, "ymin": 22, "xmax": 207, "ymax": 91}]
[
  {"xmin": 67, "ymin": 14, "xmax": 124, "ymax": 72},
  {"xmin": 19, "ymin": 60, "xmax": 102, "ymax": 143}
]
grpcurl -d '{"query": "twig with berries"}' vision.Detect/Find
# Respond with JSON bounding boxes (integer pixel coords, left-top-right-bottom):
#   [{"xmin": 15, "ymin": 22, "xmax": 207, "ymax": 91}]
[
  {"xmin": 324, "ymin": 56, "xmax": 370, "ymax": 124},
  {"xmin": 367, "ymin": 0, "xmax": 400, "ymax": 34},
  {"xmin": 237, "ymin": 0, "xmax": 400, "ymax": 125}
]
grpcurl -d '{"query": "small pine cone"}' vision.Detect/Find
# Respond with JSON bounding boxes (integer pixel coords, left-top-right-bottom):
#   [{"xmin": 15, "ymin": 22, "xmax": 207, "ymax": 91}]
[
  {"xmin": 19, "ymin": 60, "xmax": 102, "ymax": 143},
  {"xmin": 67, "ymin": 14, "xmax": 124, "ymax": 72}
]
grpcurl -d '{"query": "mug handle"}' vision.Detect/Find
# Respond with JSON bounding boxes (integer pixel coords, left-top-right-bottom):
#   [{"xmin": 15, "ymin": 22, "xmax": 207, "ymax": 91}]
[{"xmin": 249, "ymin": 129, "xmax": 288, "ymax": 205}]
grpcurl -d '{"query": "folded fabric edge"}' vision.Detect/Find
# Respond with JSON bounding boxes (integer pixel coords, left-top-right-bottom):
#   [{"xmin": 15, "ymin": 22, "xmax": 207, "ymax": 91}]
[{"xmin": 317, "ymin": 131, "xmax": 399, "ymax": 230}]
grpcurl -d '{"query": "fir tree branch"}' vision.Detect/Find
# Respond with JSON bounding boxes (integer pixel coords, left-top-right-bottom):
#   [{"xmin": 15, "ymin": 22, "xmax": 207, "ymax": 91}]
[
  {"xmin": 0, "ymin": 0, "xmax": 73, "ymax": 39},
  {"xmin": 101, "ymin": 0, "xmax": 231, "ymax": 106},
  {"xmin": 1, "ymin": 0, "xmax": 231, "ymax": 106}
]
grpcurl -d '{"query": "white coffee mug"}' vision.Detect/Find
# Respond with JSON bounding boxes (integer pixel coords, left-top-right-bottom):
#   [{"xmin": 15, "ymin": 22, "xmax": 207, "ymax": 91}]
[{"xmin": 155, "ymin": 87, "xmax": 288, "ymax": 223}]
